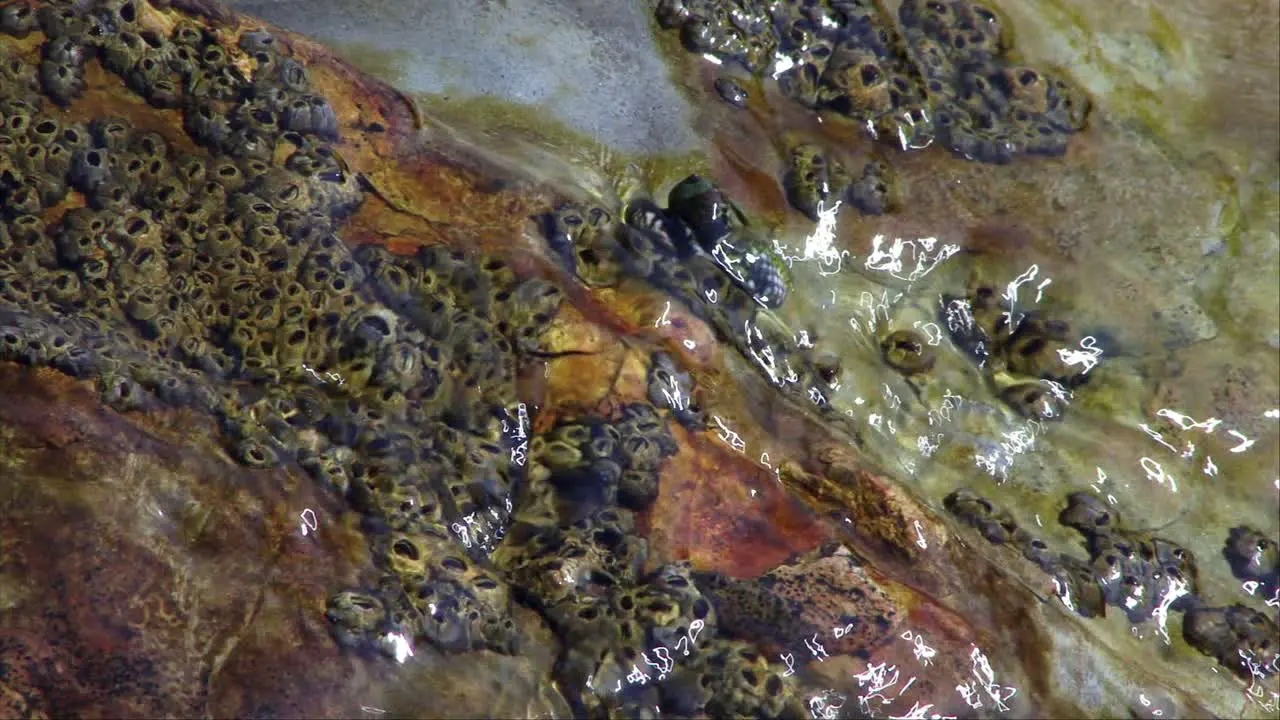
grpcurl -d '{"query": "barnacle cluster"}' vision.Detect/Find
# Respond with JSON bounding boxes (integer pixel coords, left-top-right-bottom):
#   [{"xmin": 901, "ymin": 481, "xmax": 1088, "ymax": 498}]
[
  {"xmin": 0, "ymin": 4, "xmax": 893, "ymax": 711},
  {"xmin": 0, "ymin": 0, "xmax": 571, "ymax": 660},
  {"xmin": 488, "ymin": 405, "xmax": 809, "ymax": 718},
  {"xmin": 945, "ymin": 488, "xmax": 1278, "ymax": 678},
  {"xmin": 781, "ymin": 142, "xmax": 895, "ymax": 220},
  {"xmin": 940, "ymin": 273, "xmax": 1093, "ymax": 420},
  {"xmin": 541, "ymin": 177, "xmax": 866, "ymax": 441},
  {"xmin": 657, "ymin": 0, "xmax": 1090, "ymax": 163}
]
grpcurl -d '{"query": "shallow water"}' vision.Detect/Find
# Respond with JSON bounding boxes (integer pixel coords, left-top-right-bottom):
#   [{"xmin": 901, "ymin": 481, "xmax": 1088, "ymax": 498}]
[{"xmin": 1, "ymin": 0, "xmax": 1277, "ymax": 718}]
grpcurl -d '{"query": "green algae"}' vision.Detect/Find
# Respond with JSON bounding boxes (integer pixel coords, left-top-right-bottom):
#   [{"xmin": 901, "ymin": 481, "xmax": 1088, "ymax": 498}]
[{"xmin": 328, "ymin": 40, "xmax": 414, "ymax": 88}]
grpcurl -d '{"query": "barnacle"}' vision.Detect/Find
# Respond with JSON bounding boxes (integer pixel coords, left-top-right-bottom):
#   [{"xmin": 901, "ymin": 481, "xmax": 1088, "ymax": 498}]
[
  {"xmin": 1059, "ymin": 492, "xmax": 1119, "ymax": 536},
  {"xmin": 68, "ymin": 147, "xmax": 113, "ymax": 193},
  {"xmin": 0, "ymin": 3, "xmax": 39, "ymax": 38},
  {"xmin": 783, "ymin": 144, "xmax": 850, "ymax": 222},
  {"xmin": 36, "ymin": 3, "xmax": 87, "ymax": 39},
  {"xmin": 880, "ymin": 329, "xmax": 936, "ymax": 375},
  {"xmin": 184, "ymin": 100, "xmax": 232, "ymax": 150},
  {"xmin": 1223, "ymin": 526, "xmax": 1279, "ymax": 592},
  {"xmin": 1000, "ymin": 380, "xmax": 1067, "ymax": 421},
  {"xmin": 944, "ymin": 488, "xmax": 1019, "ymax": 544},
  {"xmin": 848, "ymin": 160, "xmax": 894, "ymax": 216},
  {"xmin": 282, "ymin": 93, "xmax": 340, "ymax": 139},
  {"xmin": 40, "ymin": 59, "xmax": 86, "ymax": 107}
]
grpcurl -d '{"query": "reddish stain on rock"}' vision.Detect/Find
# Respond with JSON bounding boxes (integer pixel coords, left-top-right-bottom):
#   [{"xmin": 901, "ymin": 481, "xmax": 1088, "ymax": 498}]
[{"xmin": 643, "ymin": 424, "xmax": 833, "ymax": 578}]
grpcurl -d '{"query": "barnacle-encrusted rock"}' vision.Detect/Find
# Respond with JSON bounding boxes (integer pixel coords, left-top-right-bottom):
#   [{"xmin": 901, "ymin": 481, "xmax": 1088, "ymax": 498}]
[
  {"xmin": 948, "ymin": 487, "xmax": 1205, "ymax": 625},
  {"xmin": 656, "ymin": 0, "xmax": 1089, "ymax": 163},
  {"xmin": 662, "ymin": 639, "xmax": 806, "ymax": 720},
  {"xmin": 0, "ymin": 1, "xmax": 592, "ymax": 667}
]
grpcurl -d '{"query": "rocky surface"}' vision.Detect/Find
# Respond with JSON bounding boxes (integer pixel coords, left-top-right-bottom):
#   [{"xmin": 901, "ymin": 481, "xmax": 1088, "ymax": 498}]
[{"xmin": 0, "ymin": 1, "xmax": 1276, "ymax": 719}]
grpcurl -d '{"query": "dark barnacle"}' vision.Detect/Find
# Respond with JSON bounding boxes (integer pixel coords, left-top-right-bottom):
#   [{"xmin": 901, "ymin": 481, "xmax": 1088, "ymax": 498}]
[
  {"xmin": 238, "ymin": 28, "xmax": 279, "ymax": 55},
  {"xmin": 1087, "ymin": 532, "xmax": 1174, "ymax": 624},
  {"xmin": 880, "ymin": 329, "xmax": 935, "ymax": 375},
  {"xmin": 101, "ymin": 30, "xmax": 147, "ymax": 75},
  {"xmin": 947, "ymin": 284, "xmax": 1003, "ymax": 348},
  {"xmin": 236, "ymin": 437, "xmax": 281, "ymax": 468},
  {"xmin": 326, "ymin": 590, "xmax": 396, "ymax": 655},
  {"xmin": 90, "ymin": 116, "xmax": 133, "ymax": 151},
  {"xmin": 36, "ymin": 3, "xmax": 87, "ymax": 39},
  {"xmin": 1046, "ymin": 554, "xmax": 1107, "ymax": 618},
  {"xmin": 1058, "ymin": 492, "xmax": 1118, "ymax": 538},
  {"xmin": 128, "ymin": 58, "xmax": 185, "ymax": 109},
  {"xmin": 4, "ymin": 184, "xmax": 43, "ymax": 218},
  {"xmin": 1223, "ymin": 526, "xmax": 1280, "ymax": 594},
  {"xmin": 7, "ymin": 214, "xmax": 55, "ymax": 270},
  {"xmin": 812, "ymin": 351, "xmax": 842, "ymax": 386},
  {"xmin": 99, "ymin": 370, "xmax": 147, "ymax": 412},
  {"xmin": 783, "ymin": 144, "xmax": 850, "ymax": 222},
  {"xmin": 0, "ymin": 3, "xmax": 39, "ymax": 38},
  {"xmin": 97, "ymin": 0, "xmax": 141, "ymax": 32},
  {"xmin": 713, "ymin": 77, "xmax": 748, "ymax": 109},
  {"xmin": 775, "ymin": 55, "xmax": 824, "ymax": 108},
  {"xmin": 613, "ymin": 224, "xmax": 666, "ymax": 280},
  {"xmin": 286, "ymin": 146, "xmax": 365, "ymax": 217},
  {"xmin": 999, "ymin": 380, "xmax": 1067, "ymax": 421},
  {"xmin": 40, "ymin": 59, "xmax": 87, "ymax": 107},
  {"xmin": 282, "ymin": 93, "xmax": 341, "ymax": 140},
  {"xmin": 622, "ymin": 198, "xmax": 679, "ymax": 246},
  {"xmin": 184, "ymin": 101, "xmax": 232, "ymax": 151},
  {"xmin": 943, "ymin": 488, "xmax": 1018, "ymax": 544},
  {"xmin": 1012, "ymin": 530, "xmax": 1057, "ymax": 572},
  {"xmin": 0, "ymin": 55, "xmax": 39, "ymax": 97},
  {"xmin": 847, "ymin": 159, "xmax": 894, "ymax": 216},
  {"xmin": 818, "ymin": 41, "xmax": 896, "ymax": 119},
  {"xmin": 646, "ymin": 351, "xmax": 704, "ymax": 428},
  {"xmin": 1004, "ymin": 313, "xmax": 1087, "ymax": 387},
  {"xmin": 537, "ymin": 202, "xmax": 621, "ymax": 286}
]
